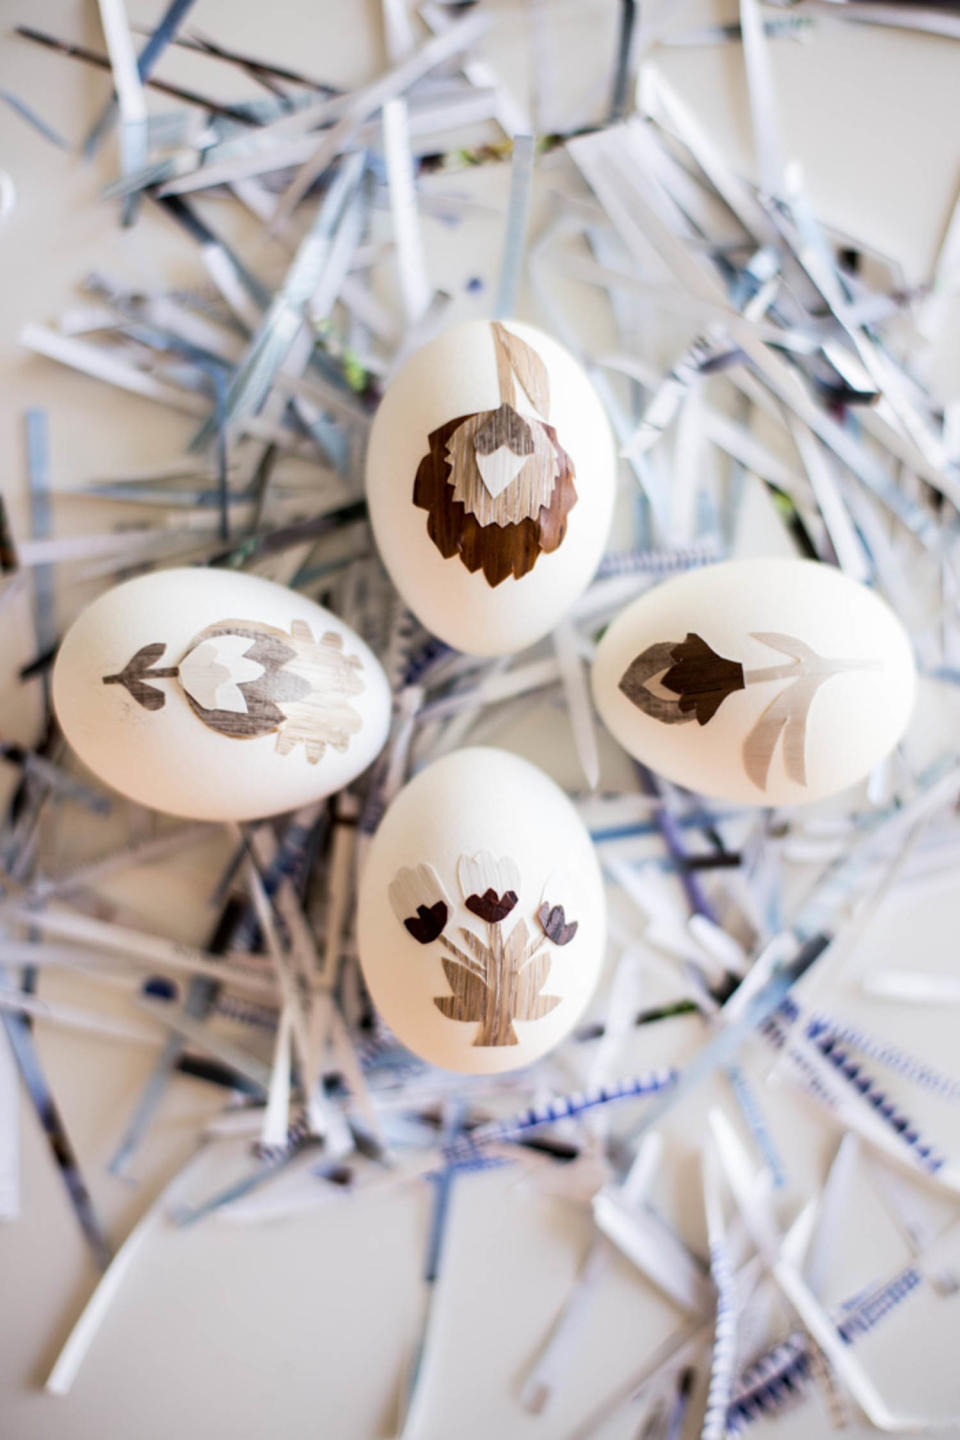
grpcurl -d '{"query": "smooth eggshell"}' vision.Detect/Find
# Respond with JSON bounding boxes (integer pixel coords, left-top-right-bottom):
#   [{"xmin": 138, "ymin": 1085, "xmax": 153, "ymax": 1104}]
[
  {"xmin": 53, "ymin": 569, "xmax": 391, "ymax": 821},
  {"xmin": 357, "ymin": 747, "xmax": 606, "ymax": 1074},
  {"xmin": 592, "ymin": 559, "xmax": 916, "ymax": 806},
  {"xmin": 366, "ymin": 319, "xmax": 616, "ymax": 656}
]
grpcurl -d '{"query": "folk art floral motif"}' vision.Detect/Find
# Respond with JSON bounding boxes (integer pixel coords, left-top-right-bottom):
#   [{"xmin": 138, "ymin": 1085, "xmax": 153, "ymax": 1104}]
[
  {"xmin": 103, "ymin": 618, "xmax": 365, "ymax": 764},
  {"xmin": 389, "ymin": 852, "xmax": 577, "ymax": 1047},
  {"xmin": 619, "ymin": 631, "xmax": 880, "ymax": 791},
  {"xmin": 413, "ymin": 322, "xmax": 578, "ymax": 587}
]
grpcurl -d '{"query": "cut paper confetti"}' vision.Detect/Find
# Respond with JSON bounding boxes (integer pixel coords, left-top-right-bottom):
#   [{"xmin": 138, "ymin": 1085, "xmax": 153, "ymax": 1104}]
[{"xmin": 4, "ymin": 5, "xmax": 960, "ymax": 1436}]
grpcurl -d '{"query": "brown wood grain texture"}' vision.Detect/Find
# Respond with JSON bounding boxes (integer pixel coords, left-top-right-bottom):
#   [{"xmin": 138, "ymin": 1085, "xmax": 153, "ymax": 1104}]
[
  {"xmin": 104, "ymin": 619, "xmax": 366, "ymax": 762},
  {"xmin": 434, "ymin": 914, "xmax": 561, "ymax": 1046},
  {"xmin": 491, "ymin": 322, "xmax": 550, "ymax": 416},
  {"xmin": 413, "ymin": 414, "xmax": 577, "ymax": 586},
  {"xmin": 447, "ymin": 409, "xmax": 558, "ymax": 527}
]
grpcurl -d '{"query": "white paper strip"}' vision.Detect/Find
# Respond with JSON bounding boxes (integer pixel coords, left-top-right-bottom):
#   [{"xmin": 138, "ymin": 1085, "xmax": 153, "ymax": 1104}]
[
  {"xmin": 96, "ymin": 0, "xmax": 148, "ymax": 204},
  {"xmin": 382, "ymin": 98, "xmax": 431, "ymax": 326},
  {"xmin": 261, "ymin": 1007, "xmax": 293, "ymax": 1149},
  {"xmin": 271, "ymin": 11, "xmax": 489, "ymax": 228},
  {"xmin": 0, "ymin": 988, "xmax": 163, "ymax": 1045},
  {"xmin": 0, "ymin": 1024, "xmax": 19, "ymax": 1221},
  {"xmin": 46, "ymin": 1148, "xmax": 208, "ymax": 1396},
  {"xmin": 4, "ymin": 905, "xmax": 280, "ymax": 1000},
  {"xmin": 592, "ymin": 1187, "xmax": 714, "ymax": 1315},
  {"xmin": 552, "ymin": 618, "xmax": 600, "ymax": 791}
]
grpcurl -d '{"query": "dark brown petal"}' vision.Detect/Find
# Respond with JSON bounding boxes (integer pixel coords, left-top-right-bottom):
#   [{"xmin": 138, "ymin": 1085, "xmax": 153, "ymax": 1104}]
[
  {"xmin": 661, "ymin": 633, "xmax": 745, "ymax": 727},
  {"xmin": 465, "ymin": 888, "xmax": 519, "ymax": 923},
  {"xmin": 403, "ymin": 900, "xmax": 448, "ymax": 945}
]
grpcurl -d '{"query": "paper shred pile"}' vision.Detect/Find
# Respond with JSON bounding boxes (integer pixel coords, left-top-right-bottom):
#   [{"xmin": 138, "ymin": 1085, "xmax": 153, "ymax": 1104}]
[{"xmin": 4, "ymin": 2, "xmax": 960, "ymax": 1434}]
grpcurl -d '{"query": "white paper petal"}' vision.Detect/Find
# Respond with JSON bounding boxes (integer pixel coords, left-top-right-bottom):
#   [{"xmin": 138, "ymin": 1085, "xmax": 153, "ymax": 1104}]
[
  {"xmin": 179, "ymin": 636, "xmax": 265, "ymax": 712},
  {"xmin": 475, "ymin": 444, "xmax": 528, "ymax": 499}
]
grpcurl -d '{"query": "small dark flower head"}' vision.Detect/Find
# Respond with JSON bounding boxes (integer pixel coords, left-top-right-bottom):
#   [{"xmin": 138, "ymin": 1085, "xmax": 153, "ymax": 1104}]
[
  {"xmin": 660, "ymin": 633, "xmax": 745, "ymax": 725},
  {"xmin": 537, "ymin": 903, "xmax": 578, "ymax": 946},
  {"xmin": 403, "ymin": 901, "xmax": 448, "ymax": 946},
  {"xmin": 465, "ymin": 888, "xmax": 518, "ymax": 924},
  {"xmin": 389, "ymin": 864, "xmax": 450, "ymax": 945},
  {"xmin": 457, "ymin": 853, "xmax": 520, "ymax": 925},
  {"xmin": 620, "ymin": 633, "xmax": 745, "ymax": 728}
]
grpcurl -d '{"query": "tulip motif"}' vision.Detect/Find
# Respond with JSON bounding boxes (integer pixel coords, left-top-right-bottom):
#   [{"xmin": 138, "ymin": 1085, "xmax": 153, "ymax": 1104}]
[
  {"xmin": 389, "ymin": 851, "xmax": 577, "ymax": 1047},
  {"xmin": 619, "ymin": 630, "xmax": 879, "ymax": 791}
]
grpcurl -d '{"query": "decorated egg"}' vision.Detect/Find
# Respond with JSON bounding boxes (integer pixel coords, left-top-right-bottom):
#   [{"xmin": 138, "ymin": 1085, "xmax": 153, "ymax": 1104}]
[
  {"xmin": 53, "ymin": 568, "xmax": 391, "ymax": 821},
  {"xmin": 366, "ymin": 318, "xmax": 616, "ymax": 655},
  {"xmin": 357, "ymin": 747, "xmax": 606, "ymax": 1074},
  {"xmin": 592, "ymin": 558, "xmax": 915, "ymax": 806}
]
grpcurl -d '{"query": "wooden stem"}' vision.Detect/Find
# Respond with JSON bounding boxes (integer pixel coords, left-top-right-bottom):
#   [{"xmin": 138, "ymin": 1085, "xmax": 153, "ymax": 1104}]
[{"xmin": 475, "ymin": 921, "xmax": 517, "ymax": 1047}]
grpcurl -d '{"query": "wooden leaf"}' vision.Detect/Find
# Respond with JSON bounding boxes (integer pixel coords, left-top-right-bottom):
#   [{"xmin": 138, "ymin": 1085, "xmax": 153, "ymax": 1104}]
[
  {"xmin": 502, "ymin": 916, "xmax": 529, "ymax": 970},
  {"xmin": 750, "ymin": 631, "xmax": 818, "ymax": 665},
  {"xmin": 127, "ymin": 642, "xmax": 167, "ymax": 671},
  {"xmin": 743, "ymin": 674, "xmax": 828, "ymax": 791},
  {"xmin": 459, "ymin": 927, "xmax": 491, "ymax": 967},
  {"xmin": 742, "ymin": 689, "xmax": 790, "ymax": 792},
  {"xmin": 436, "ymin": 957, "xmax": 488, "ymax": 1023},
  {"xmin": 513, "ymin": 950, "xmax": 559, "ymax": 1023},
  {"xmin": 520, "ymin": 993, "xmax": 562, "ymax": 1020},
  {"xmin": 493, "ymin": 323, "xmax": 550, "ymax": 417}
]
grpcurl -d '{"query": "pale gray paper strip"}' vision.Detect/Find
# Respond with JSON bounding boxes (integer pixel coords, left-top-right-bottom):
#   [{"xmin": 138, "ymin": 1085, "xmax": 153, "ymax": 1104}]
[
  {"xmin": 0, "ymin": 1021, "xmax": 18, "ymax": 1220},
  {"xmin": 382, "ymin": 98, "xmax": 431, "ymax": 326},
  {"xmin": 495, "ymin": 135, "xmax": 535, "ymax": 320}
]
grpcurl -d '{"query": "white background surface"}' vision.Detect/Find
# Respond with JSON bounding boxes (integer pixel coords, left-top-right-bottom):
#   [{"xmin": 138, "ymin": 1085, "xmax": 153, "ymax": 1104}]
[{"xmin": 3, "ymin": 3, "xmax": 960, "ymax": 1438}]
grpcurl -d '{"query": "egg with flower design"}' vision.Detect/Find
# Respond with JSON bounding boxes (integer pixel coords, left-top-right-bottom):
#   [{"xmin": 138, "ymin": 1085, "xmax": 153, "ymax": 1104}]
[
  {"xmin": 53, "ymin": 568, "xmax": 391, "ymax": 820},
  {"xmin": 357, "ymin": 747, "xmax": 607, "ymax": 1073},
  {"xmin": 366, "ymin": 319, "xmax": 616, "ymax": 655},
  {"xmin": 592, "ymin": 558, "xmax": 916, "ymax": 805}
]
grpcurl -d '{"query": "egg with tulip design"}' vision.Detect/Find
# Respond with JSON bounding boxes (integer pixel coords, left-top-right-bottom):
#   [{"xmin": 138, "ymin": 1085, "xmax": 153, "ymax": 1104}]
[
  {"xmin": 52, "ymin": 568, "xmax": 391, "ymax": 820},
  {"xmin": 357, "ymin": 747, "xmax": 607, "ymax": 1073},
  {"xmin": 592, "ymin": 558, "xmax": 916, "ymax": 805},
  {"xmin": 366, "ymin": 319, "xmax": 616, "ymax": 655}
]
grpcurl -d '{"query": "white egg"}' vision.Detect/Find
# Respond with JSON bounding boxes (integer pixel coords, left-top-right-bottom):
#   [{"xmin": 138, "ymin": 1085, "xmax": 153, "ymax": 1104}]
[
  {"xmin": 592, "ymin": 559, "xmax": 916, "ymax": 806},
  {"xmin": 53, "ymin": 569, "xmax": 391, "ymax": 821},
  {"xmin": 366, "ymin": 318, "xmax": 616, "ymax": 656},
  {"xmin": 357, "ymin": 747, "xmax": 606, "ymax": 1074}
]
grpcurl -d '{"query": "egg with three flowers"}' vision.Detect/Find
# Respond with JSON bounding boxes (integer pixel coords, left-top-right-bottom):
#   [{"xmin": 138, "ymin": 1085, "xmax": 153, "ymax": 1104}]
[
  {"xmin": 366, "ymin": 318, "xmax": 616, "ymax": 655},
  {"xmin": 357, "ymin": 747, "xmax": 607, "ymax": 1073}
]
